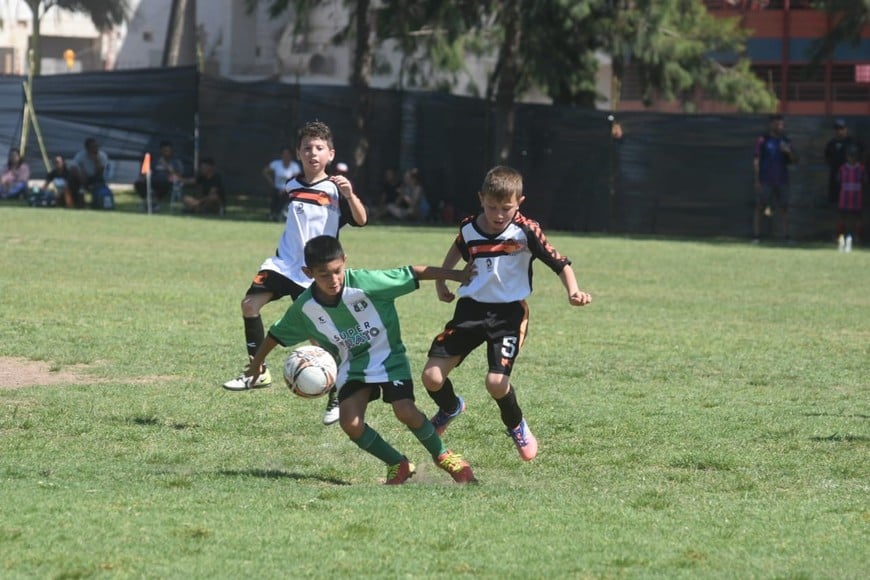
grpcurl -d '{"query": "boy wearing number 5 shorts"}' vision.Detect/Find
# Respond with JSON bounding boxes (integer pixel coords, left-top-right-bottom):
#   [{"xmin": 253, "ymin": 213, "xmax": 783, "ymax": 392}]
[{"xmin": 421, "ymin": 165, "xmax": 592, "ymax": 461}]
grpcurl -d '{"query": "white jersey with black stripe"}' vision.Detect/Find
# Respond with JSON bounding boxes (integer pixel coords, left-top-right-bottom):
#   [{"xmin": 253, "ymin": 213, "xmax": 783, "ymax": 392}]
[
  {"xmin": 455, "ymin": 212, "xmax": 571, "ymax": 303},
  {"xmin": 259, "ymin": 176, "xmax": 346, "ymax": 287}
]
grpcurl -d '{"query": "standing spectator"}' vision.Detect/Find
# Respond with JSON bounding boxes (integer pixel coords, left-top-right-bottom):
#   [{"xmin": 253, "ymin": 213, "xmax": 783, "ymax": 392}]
[
  {"xmin": 135, "ymin": 140, "xmax": 185, "ymax": 212},
  {"xmin": 263, "ymin": 146, "xmax": 301, "ymax": 222},
  {"xmin": 0, "ymin": 148, "xmax": 31, "ymax": 199},
  {"xmin": 835, "ymin": 145, "xmax": 866, "ymax": 252},
  {"xmin": 182, "ymin": 157, "xmax": 225, "ymax": 215},
  {"xmin": 71, "ymin": 137, "xmax": 114, "ymax": 209},
  {"xmin": 824, "ymin": 119, "xmax": 863, "ymax": 205},
  {"xmin": 42, "ymin": 155, "xmax": 81, "ymax": 208},
  {"xmin": 753, "ymin": 114, "xmax": 798, "ymax": 244}
]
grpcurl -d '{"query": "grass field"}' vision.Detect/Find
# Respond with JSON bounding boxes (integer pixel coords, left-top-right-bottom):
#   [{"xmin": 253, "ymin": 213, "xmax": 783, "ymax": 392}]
[{"xmin": 1, "ymin": 196, "xmax": 868, "ymax": 579}]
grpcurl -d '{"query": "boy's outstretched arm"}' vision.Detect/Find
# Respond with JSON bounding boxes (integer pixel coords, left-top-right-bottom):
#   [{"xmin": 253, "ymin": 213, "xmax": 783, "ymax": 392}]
[
  {"xmin": 245, "ymin": 334, "xmax": 281, "ymax": 383},
  {"xmin": 412, "ymin": 263, "xmax": 475, "ymax": 285},
  {"xmin": 432, "ymin": 243, "xmax": 464, "ymax": 302},
  {"xmin": 559, "ymin": 264, "xmax": 592, "ymax": 306}
]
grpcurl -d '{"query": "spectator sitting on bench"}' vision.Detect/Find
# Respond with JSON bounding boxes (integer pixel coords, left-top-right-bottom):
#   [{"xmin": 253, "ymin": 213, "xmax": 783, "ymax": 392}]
[
  {"xmin": 42, "ymin": 155, "xmax": 82, "ymax": 208},
  {"xmin": 0, "ymin": 147, "xmax": 31, "ymax": 200},
  {"xmin": 135, "ymin": 140, "xmax": 184, "ymax": 212},
  {"xmin": 182, "ymin": 157, "xmax": 225, "ymax": 215},
  {"xmin": 71, "ymin": 137, "xmax": 114, "ymax": 209}
]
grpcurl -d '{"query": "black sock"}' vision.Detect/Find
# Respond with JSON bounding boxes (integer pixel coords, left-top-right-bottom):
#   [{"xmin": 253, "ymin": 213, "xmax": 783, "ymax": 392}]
[
  {"xmin": 243, "ymin": 316, "xmax": 264, "ymax": 359},
  {"xmin": 495, "ymin": 385, "xmax": 523, "ymax": 430},
  {"xmin": 428, "ymin": 377, "xmax": 460, "ymax": 414}
]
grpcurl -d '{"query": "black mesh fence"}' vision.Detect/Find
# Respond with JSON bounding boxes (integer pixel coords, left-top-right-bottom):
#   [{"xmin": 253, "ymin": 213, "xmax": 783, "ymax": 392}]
[{"xmin": 6, "ymin": 66, "xmax": 868, "ymax": 240}]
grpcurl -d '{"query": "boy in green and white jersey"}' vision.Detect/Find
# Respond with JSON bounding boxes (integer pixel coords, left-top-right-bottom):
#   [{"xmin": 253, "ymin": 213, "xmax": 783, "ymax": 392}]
[{"xmin": 245, "ymin": 235, "xmax": 477, "ymax": 485}]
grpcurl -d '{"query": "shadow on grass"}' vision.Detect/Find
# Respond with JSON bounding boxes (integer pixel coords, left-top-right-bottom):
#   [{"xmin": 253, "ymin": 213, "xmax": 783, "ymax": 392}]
[
  {"xmin": 803, "ymin": 412, "xmax": 870, "ymax": 420},
  {"xmin": 218, "ymin": 468, "xmax": 350, "ymax": 486},
  {"xmin": 809, "ymin": 434, "xmax": 870, "ymax": 443}
]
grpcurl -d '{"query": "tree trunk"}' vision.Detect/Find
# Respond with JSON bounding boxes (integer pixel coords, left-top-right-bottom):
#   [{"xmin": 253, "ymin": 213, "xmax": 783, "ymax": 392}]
[
  {"xmin": 350, "ymin": 0, "xmax": 372, "ymax": 197},
  {"xmin": 27, "ymin": 0, "xmax": 41, "ymax": 75},
  {"xmin": 492, "ymin": 0, "xmax": 522, "ymax": 165}
]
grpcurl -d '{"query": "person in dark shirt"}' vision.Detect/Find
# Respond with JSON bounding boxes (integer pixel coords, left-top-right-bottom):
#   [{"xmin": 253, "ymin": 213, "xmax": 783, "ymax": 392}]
[
  {"xmin": 753, "ymin": 114, "xmax": 798, "ymax": 244},
  {"xmin": 182, "ymin": 157, "xmax": 225, "ymax": 215},
  {"xmin": 42, "ymin": 155, "xmax": 81, "ymax": 208}
]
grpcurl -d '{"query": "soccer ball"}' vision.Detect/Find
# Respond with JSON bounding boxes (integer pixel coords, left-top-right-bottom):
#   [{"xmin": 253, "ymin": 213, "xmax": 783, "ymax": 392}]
[{"xmin": 283, "ymin": 345, "xmax": 337, "ymax": 398}]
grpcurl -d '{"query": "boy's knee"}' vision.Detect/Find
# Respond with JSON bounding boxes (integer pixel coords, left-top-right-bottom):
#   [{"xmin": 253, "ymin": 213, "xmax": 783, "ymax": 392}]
[
  {"xmin": 485, "ymin": 374, "xmax": 511, "ymax": 398},
  {"xmin": 240, "ymin": 296, "xmax": 261, "ymax": 317},
  {"xmin": 392, "ymin": 401, "xmax": 421, "ymax": 427},
  {"xmin": 421, "ymin": 367, "xmax": 443, "ymax": 390},
  {"xmin": 340, "ymin": 415, "xmax": 363, "ymax": 439}
]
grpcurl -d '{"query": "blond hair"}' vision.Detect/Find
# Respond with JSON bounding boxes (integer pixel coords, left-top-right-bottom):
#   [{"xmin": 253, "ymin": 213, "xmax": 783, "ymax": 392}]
[{"xmin": 481, "ymin": 165, "xmax": 523, "ymax": 202}]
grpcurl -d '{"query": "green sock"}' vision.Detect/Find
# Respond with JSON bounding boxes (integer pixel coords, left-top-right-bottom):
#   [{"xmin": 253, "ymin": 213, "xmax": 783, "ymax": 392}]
[
  {"xmin": 410, "ymin": 419, "xmax": 447, "ymax": 459},
  {"xmin": 352, "ymin": 424, "xmax": 404, "ymax": 465}
]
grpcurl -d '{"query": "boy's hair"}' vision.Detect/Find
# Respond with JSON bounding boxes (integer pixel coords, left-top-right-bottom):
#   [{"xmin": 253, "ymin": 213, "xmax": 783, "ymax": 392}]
[
  {"xmin": 304, "ymin": 235, "xmax": 345, "ymax": 268},
  {"xmin": 296, "ymin": 121, "xmax": 334, "ymax": 149},
  {"xmin": 481, "ymin": 165, "xmax": 523, "ymax": 202}
]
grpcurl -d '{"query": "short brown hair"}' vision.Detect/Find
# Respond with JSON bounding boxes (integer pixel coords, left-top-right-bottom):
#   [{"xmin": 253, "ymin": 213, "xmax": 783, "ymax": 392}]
[
  {"xmin": 481, "ymin": 165, "xmax": 523, "ymax": 202},
  {"xmin": 296, "ymin": 120, "xmax": 334, "ymax": 149}
]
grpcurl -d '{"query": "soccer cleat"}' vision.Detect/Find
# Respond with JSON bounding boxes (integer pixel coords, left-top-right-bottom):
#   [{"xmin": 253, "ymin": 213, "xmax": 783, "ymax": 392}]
[
  {"xmin": 506, "ymin": 418, "xmax": 538, "ymax": 461},
  {"xmin": 322, "ymin": 388, "xmax": 340, "ymax": 425},
  {"xmin": 429, "ymin": 396, "xmax": 466, "ymax": 436},
  {"xmin": 222, "ymin": 367, "xmax": 272, "ymax": 391},
  {"xmin": 435, "ymin": 450, "xmax": 477, "ymax": 484},
  {"xmin": 385, "ymin": 457, "xmax": 416, "ymax": 485}
]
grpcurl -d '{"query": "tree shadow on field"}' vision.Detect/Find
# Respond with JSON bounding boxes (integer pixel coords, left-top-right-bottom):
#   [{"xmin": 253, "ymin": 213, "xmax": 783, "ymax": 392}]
[
  {"xmin": 218, "ymin": 468, "xmax": 350, "ymax": 486},
  {"xmin": 803, "ymin": 411, "xmax": 870, "ymax": 420}
]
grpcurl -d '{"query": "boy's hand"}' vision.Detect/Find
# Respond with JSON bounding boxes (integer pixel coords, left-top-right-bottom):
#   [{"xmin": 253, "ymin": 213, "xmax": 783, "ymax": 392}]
[
  {"xmin": 458, "ymin": 262, "xmax": 477, "ymax": 286},
  {"xmin": 329, "ymin": 175, "xmax": 354, "ymax": 199},
  {"xmin": 435, "ymin": 279, "xmax": 455, "ymax": 303},
  {"xmin": 568, "ymin": 290, "xmax": 591, "ymax": 306}
]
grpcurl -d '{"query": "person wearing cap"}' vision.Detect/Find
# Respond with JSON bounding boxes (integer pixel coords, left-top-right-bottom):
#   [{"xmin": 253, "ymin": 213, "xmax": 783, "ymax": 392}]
[
  {"xmin": 753, "ymin": 114, "xmax": 798, "ymax": 244},
  {"xmin": 824, "ymin": 119, "xmax": 863, "ymax": 206}
]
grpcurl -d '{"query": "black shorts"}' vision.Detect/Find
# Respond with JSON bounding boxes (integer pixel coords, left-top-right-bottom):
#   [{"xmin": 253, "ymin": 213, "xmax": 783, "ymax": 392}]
[
  {"xmin": 245, "ymin": 269, "xmax": 306, "ymax": 301},
  {"xmin": 338, "ymin": 379, "xmax": 415, "ymax": 404},
  {"xmin": 427, "ymin": 298, "xmax": 529, "ymax": 376}
]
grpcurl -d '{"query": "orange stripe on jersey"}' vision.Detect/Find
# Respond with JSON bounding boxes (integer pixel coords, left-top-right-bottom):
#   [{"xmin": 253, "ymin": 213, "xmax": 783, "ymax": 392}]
[
  {"xmin": 468, "ymin": 239, "xmax": 524, "ymax": 257},
  {"xmin": 290, "ymin": 191, "xmax": 331, "ymax": 205},
  {"xmin": 517, "ymin": 214, "xmax": 566, "ymax": 263}
]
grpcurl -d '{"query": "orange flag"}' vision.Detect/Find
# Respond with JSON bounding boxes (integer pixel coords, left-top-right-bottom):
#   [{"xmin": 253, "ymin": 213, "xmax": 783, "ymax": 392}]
[{"xmin": 140, "ymin": 152, "xmax": 151, "ymax": 175}]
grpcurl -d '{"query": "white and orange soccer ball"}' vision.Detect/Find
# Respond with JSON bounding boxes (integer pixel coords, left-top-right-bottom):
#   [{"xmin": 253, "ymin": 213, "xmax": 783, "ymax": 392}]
[{"xmin": 283, "ymin": 345, "xmax": 337, "ymax": 398}]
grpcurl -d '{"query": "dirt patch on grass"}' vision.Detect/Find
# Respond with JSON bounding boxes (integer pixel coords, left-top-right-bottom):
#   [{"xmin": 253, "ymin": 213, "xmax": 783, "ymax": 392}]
[{"xmin": 0, "ymin": 357, "xmax": 100, "ymax": 389}]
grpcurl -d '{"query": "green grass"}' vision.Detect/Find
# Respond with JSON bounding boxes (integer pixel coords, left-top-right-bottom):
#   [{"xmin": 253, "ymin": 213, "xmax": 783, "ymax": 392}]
[{"xmin": 1, "ymin": 197, "xmax": 868, "ymax": 579}]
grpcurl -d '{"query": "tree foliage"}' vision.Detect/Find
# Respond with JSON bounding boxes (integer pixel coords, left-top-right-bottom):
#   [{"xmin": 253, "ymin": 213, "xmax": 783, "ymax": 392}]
[
  {"xmin": 603, "ymin": 0, "xmax": 776, "ymax": 112},
  {"xmin": 252, "ymin": 0, "xmax": 777, "ymax": 162},
  {"xmin": 809, "ymin": 0, "xmax": 870, "ymax": 65}
]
